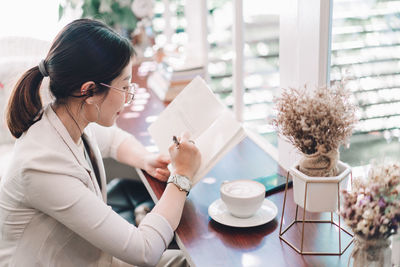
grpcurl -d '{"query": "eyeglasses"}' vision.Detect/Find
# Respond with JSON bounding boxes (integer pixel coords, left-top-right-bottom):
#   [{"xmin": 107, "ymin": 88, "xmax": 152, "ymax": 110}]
[{"xmin": 99, "ymin": 82, "xmax": 137, "ymax": 104}]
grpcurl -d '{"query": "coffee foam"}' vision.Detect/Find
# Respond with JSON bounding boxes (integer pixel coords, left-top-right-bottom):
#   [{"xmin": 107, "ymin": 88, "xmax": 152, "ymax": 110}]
[{"xmin": 221, "ymin": 180, "xmax": 264, "ymax": 198}]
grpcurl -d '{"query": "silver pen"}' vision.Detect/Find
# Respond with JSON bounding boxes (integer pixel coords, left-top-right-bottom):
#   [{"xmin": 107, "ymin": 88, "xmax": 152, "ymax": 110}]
[{"xmin": 173, "ymin": 135, "xmax": 180, "ymax": 148}]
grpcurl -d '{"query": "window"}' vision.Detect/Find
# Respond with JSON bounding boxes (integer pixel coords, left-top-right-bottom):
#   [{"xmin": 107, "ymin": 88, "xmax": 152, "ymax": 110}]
[
  {"xmin": 331, "ymin": 0, "xmax": 400, "ymax": 166},
  {"xmin": 152, "ymin": 0, "xmax": 280, "ymax": 153},
  {"xmin": 207, "ymin": 1, "xmax": 280, "ymax": 147}
]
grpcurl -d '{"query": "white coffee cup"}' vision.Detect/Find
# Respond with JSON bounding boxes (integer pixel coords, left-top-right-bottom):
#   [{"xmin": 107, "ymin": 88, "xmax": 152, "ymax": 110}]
[{"xmin": 220, "ymin": 179, "xmax": 265, "ymax": 218}]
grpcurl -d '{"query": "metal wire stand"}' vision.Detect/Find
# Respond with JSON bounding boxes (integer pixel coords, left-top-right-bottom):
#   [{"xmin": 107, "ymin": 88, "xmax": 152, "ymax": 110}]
[{"xmin": 279, "ymin": 170, "xmax": 354, "ymax": 255}]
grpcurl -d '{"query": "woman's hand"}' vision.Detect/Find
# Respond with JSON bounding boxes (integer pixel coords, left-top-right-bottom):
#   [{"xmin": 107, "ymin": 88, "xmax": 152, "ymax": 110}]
[
  {"xmin": 168, "ymin": 132, "xmax": 201, "ymax": 180},
  {"xmin": 152, "ymin": 132, "xmax": 201, "ymax": 230},
  {"xmin": 143, "ymin": 154, "xmax": 171, "ymax": 182}
]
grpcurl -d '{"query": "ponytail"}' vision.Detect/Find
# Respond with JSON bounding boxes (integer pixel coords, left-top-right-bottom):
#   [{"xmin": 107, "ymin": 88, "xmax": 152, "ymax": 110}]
[{"xmin": 6, "ymin": 66, "xmax": 44, "ymax": 138}]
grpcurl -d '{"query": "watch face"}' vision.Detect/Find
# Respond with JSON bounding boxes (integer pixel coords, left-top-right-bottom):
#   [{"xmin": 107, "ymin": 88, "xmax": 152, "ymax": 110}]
[
  {"xmin": 176, "ymin": 174, "xmax": 190, "ymax": 191},
  {"xmin": 168, "ymin": 174, "xmax": 191, "ymax": 192},
  {"xmin": 180, "ymin": 177, "xmax": 190, "ymax": 189}
]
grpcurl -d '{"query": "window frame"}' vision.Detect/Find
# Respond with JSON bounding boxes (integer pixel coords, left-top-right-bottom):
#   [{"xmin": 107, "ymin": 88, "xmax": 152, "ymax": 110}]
[{"xmin": 278, "ymin": 0, "xmax": 333, "ymax": 170}]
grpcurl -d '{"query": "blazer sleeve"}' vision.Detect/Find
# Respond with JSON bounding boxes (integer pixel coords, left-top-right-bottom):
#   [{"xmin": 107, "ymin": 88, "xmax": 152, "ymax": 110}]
[
  {"xmin": 25, "ymin": 171, "xmax": 174, "ymax": 267},
  {"xmin": 89, "ymin": 124, "xmax": 132, "ymax": 159}
]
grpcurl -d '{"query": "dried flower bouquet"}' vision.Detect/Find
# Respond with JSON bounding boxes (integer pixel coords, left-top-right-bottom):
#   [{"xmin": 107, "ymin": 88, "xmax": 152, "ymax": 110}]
[
  {"xmin": 341, "ymin": 162, "xmax": 400, "ymax": 239},
  {"xmin": 273, "ymin": 81, "xmax": 358, "ymax": 177},
  {"xmin": 342, "ymin": 162, "xmax": 400, "ymax": 266}
]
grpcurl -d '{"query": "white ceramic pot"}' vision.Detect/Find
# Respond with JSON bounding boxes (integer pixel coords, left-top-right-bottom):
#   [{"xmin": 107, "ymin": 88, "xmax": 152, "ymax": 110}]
[{"xmin": 290, "ymin": 161, "xmax": 351, "ymax": 213}]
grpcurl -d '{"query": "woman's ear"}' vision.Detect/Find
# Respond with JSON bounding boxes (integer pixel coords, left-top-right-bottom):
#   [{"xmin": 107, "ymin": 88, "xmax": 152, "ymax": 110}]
[
  {"xmin": 81, "ymin": 81, "xmax": 99, "ymax": 105},
  {"xmin": 81, "ymin": 81, "xmax": 96, "ymax": 97}
]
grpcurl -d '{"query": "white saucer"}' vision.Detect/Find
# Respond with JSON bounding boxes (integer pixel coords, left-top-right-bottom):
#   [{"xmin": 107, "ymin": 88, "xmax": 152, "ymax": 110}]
[{"xmin": 208, "ymin": 198, "xmax": 278, "ymax": 228}]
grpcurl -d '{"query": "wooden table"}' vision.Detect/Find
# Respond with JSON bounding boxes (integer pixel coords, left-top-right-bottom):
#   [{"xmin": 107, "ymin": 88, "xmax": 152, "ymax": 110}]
[{"xmin": 116, "ymin": 63, "xmax": 354, "ymax": 267}]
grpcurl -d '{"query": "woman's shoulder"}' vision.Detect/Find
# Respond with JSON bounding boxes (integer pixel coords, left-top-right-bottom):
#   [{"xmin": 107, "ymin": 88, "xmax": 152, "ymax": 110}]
[
  {"xmin": 16, "ymin": 105, "xmax": 76, "ymax": 158},
  {"xmin": 8, "ymin": 118, "xmax": 88, "ymax": 184},
  {"xmin": 15, "ymin": 113, "xmax": 65, "ymax": 160}
]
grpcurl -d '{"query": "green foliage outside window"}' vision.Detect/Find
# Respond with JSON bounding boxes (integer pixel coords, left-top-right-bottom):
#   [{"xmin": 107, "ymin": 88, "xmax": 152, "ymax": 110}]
[{"xmin": 59, "ymin": 0, "xmax": 138, "ymax": 34}]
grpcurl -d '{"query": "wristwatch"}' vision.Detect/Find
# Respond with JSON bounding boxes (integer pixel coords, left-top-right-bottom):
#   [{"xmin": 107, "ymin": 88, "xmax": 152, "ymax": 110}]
[{"xmin": 167, "ymin": 174, "xmax": 192, "ymax": 195}]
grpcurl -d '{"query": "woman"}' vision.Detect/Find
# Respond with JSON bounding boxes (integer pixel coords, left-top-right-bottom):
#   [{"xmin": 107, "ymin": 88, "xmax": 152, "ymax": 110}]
[{"xmin": 0, "ymin": 19, "xmax": 201, "ymax": 267}]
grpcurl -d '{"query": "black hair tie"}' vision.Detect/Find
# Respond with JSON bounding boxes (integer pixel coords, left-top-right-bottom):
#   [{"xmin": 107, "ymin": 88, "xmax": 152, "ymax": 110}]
[{"xmin": 38, "ymin": 59, "xmax": 49, "ymax": 77}]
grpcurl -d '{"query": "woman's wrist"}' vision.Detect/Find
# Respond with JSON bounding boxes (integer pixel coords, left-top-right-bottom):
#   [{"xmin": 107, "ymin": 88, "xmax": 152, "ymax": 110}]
[
  {"xmin": 166, "ymin": 182, "xmax": 189, "ymax": 197},
  {"xmin": 167, "ymin": 173, "xmax": 191, "ymax": 195},
  {"xmin": 173, "ymin": 169, "xmax": 194, "ymax": 180}
]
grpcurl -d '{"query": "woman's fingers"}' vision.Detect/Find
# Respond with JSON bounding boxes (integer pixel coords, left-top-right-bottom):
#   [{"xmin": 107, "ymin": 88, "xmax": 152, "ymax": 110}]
[
  {"xmin": 156, "ymin": 167, "xmax": 170, "ymax": 177},
  {"xmin": 167, "ymin": 131, "xmax": 201, "ymax": 179},
  {"xmin": 180, "ymin": 131, "xmax": 191, "ymax": 143},
  {"xmin": 169, "ymin": 132, "xmax": 194, "ymax": 152},
  {"xmin": 157, "ymin": 154, "xmax": 171, "ymax": 165},
  {"xmin": 178, "ymin": 132, "xmax": 196, "ymax": 147}
]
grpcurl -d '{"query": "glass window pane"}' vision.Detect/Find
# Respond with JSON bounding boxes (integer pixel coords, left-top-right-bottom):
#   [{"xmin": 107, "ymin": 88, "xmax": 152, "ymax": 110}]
[
  {"xmin": 153, "ymin": 0, "xmax": 280, "ymax": 147},
  {"xmin": 208, "ymin": 0, "xmax": 280, "ymax": 146},
  {"xmin": 331, "ymin": 0, "xmax": 400, "ymax": 166}
]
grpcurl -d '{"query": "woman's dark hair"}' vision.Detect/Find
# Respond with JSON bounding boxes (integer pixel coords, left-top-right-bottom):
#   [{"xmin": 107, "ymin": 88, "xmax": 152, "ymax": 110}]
[{"xmin": 7, "ymin": 19, "xmax": 134, "ymax": 138}]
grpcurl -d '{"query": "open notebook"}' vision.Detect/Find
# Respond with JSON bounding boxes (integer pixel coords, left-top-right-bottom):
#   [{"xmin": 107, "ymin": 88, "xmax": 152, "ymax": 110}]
[{"xmin": 148, "ymin": 76, "xmax": 246, "ymax": 184}]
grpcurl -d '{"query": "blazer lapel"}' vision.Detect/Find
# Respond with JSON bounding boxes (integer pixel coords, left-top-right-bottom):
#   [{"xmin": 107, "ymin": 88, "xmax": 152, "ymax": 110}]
[
  {"xmin": 44, "ymin": 105, "xmax": 103, "ymax": 199},
  {"xmin": 82, "ymin": 128, "xmax": 108, "ymax": 201}
]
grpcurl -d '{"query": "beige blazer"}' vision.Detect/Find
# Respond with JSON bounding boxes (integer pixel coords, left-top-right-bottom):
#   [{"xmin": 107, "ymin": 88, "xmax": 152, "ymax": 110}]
[{"xmin": 0, "ymin": 105, "xmax": 173, "ymax": 267}]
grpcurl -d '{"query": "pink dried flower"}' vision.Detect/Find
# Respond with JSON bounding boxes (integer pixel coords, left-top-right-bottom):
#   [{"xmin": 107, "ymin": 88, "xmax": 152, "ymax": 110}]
[{"xmin": 341, "ymin": 162, "xmax": 400, "ymax": 239}]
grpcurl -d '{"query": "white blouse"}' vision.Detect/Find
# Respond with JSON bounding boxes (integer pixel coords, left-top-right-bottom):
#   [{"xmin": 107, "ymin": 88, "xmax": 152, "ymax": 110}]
[{"xmin": 0, "ymin": 105, "xmax": 173, "ymax": 267}]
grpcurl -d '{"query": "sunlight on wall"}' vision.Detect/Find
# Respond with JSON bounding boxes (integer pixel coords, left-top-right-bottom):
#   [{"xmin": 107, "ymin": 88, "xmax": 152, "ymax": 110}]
[{"xmin": 0, "ymin": 0, "xmax": 77, "ymax": 41}]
